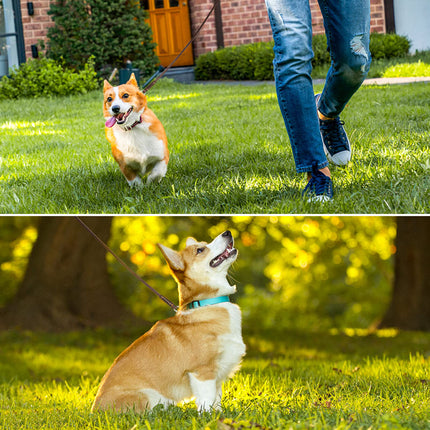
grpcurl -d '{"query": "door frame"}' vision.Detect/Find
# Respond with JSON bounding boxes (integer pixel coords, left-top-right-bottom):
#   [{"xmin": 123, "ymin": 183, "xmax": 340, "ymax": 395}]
[{"xmin": 0, "ymin": 0, "xmax": 26, "ymax": 76}]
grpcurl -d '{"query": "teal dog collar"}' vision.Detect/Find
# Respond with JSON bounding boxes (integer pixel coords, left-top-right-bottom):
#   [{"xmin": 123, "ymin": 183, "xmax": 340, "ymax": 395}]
[{"xmin": 187, "ymin": 295, "xmax": 230, "ymax": 310}]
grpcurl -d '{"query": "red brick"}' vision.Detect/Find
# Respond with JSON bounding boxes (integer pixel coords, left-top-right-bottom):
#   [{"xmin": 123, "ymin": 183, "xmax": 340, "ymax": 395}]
[{"xmin": 18, "ymin": 0, "xmax": 387, "ymax": 61}]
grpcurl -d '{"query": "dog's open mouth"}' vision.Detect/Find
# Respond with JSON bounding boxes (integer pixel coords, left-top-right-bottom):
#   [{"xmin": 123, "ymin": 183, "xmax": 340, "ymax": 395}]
[
  {"xmin": 210, "ymin": 241, "xmax": 237, "ymax": 267},
  {"xmin": 115, "ymin": 107, "xmax": 133, "ymax": 124}
]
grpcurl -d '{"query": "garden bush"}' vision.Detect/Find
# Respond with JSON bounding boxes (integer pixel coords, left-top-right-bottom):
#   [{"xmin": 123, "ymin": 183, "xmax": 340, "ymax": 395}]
[
  {"xmin": 369, "ymin": 32, "xmax": 410, "ymax": 59},
  {"xmin": 45, "ymin": 0, "xmax": 158, "ymax": 79},
  {"xmin": 0, "ymin": 56, "xmax": 98, "ymax": 99},
  {"xmin": 195, "ymin": 33, "xmax": 411, "ymax": 81}
]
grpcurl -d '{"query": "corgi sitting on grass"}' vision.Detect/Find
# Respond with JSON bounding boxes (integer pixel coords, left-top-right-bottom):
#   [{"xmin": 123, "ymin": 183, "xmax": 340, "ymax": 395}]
[
  {"xmin": 103, "ymin": 74, "xmax": 169, "ymax": 187},
  {"xmin": 91, "ymin": 230, "xmax": 246, "ymax": 413}
]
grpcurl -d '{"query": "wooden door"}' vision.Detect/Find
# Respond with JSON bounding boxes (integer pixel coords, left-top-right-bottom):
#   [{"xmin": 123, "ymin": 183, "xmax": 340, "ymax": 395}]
[{"xmin": 142, "ymin": 0, "xmax": 194, "ymax": 67}]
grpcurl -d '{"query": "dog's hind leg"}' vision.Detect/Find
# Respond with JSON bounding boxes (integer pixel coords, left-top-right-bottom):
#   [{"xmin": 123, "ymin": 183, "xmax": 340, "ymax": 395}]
[
  {"xmin": 92, "ymin": 390, "xmax": 151, "ymax": 413},
  {"xmin": 146, "ymin": 160, "xmax": 167, "ymax": 184}
]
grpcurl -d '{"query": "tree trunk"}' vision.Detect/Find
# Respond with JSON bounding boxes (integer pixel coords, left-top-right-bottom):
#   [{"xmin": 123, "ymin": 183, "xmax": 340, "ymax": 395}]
[
  {"xmin": 379, "ymin": 216, "xmax": 430, "ymax": 331},
  {"xmin": 0, "ymin": 217, "xmax": 140, "ymax": 331}
]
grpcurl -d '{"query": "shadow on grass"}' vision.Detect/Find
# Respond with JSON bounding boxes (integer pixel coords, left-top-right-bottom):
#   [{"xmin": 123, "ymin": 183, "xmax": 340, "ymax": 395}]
[
  {"xmin": 244, "ymin": 327, "xmax": 430, "ymax": 361},
  {"xmin": 1, "ymin": 326, "xmax": 429, "ymax": 384}
]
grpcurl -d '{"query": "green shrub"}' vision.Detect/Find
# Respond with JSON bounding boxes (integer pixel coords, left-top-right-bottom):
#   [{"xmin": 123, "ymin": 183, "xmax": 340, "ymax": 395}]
[
  {"xmin": 254, "ymin": 42, "xmax": 275, "ymax": 80},
  {"xmin": 369, "ymin": 33, "xmax": 410, "ymax": 59},
  {"xmin": 193, "ymin": 51, "xmax": 217, "ymax": 80},
  {"xmin": 382, "ymin": 60, "xmax": 430, "ymax": 77},
  {"xmin": 195, "ymin": 33, "xmax": 411, "ymax": 81},
  {"xmin": 46, "ymin": 0, "xmax": 158, "ymax": 78},
  {"xmin": 312, "ymin": 34, "xmax": 330, "ymax": 67},
  {"xmin": 0, "ymin": 56, "xmax": 98, "ymax": 99},
  {"xmin": 195, "ymin": 43, "xmax": 273, "ymax": 81}
]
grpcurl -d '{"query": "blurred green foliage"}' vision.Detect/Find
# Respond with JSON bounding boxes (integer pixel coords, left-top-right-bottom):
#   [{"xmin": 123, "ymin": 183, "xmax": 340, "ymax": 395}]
[
  {"xmin": 0, "ymin": 217, "xmax": 37, "ymax": 306},
  {"xmin": 0, "ymin": 217, "xmax": 396, "ymax": 331},
  {"xmin": 108, "ymin": 216, "xmax": 396, "ymax": 330}
]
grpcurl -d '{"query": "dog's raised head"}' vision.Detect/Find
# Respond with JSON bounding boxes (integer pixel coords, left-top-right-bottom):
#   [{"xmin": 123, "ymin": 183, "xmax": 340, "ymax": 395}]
[
  {"xmin": 158, "ymin": 231, "xmax": 238, "ymax": 309},
  {"xmin": 103, "ymin": 73, "xmax": 146, "ymax": 129}
]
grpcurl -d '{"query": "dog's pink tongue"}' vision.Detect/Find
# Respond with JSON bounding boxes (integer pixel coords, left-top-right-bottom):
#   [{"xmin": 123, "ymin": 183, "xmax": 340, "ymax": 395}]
[{"xmin": 105, "ymin": 116, "xmax": 117, "ymax": 128}]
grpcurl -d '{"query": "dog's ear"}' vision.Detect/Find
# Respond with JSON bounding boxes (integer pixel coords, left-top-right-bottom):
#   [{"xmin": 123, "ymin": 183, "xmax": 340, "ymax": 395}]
[
  {"xmin": 103, "ymin": 80, "xmax": 113, "ymax": 92},
  {"xmin": 185, "ymin": 237, "xmax": 198, "ymax": 247},
  {"xmin": 126, "ymin": 73, "xmax": 139, "ymax": 88},
  {"xmin": 158, "ymin": 244, "xmax": 184, "ymax": 272}
]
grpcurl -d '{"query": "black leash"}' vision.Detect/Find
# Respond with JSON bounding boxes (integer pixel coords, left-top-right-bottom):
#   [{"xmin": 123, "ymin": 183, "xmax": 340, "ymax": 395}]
[
  {"xmin": 142, "ymin": 0, "xmax": 221, "ymax": 93},
  {"xmin": 75, "ymin": 216, "xmax": 178, "ymax": 312}
]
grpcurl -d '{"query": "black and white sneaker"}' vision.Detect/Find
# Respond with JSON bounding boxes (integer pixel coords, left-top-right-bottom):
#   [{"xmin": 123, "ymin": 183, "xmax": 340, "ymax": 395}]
[{"xmin": 315, "ymin": 93, "xmax": 351, "ymax": 166}]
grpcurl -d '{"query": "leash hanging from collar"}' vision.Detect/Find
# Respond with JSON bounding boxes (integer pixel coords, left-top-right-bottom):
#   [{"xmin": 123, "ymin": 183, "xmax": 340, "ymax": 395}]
[
  {"xmin": 75, "ymin": 216, "xmax": 178, "ymax": 312},
  {"xmin": 142, "ymin": 0, "xmax": 221, "ymax": 94}
]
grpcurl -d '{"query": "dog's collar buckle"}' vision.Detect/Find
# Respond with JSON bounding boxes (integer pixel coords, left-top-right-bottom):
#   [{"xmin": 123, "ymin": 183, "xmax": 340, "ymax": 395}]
[
  {"xmin": 187, "ymin": 295, "xmax": 230, "ymax": 310},
  {"xmin": 123, "ymin": 115, "xmax": 143, "ymax": 131}
]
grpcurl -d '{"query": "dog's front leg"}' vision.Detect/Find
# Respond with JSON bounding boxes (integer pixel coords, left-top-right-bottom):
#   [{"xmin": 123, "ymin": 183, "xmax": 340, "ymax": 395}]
[
  {"xmin": 215, "ymin": 384, "xmax": 223, "ymax": 410},
  {"xmin": 146, "ymin": 159, "xmax": 168, "ymax": 184},
  {"xmin": 188, "ymin": 372, "xmax": 217, "ymax": 412}
]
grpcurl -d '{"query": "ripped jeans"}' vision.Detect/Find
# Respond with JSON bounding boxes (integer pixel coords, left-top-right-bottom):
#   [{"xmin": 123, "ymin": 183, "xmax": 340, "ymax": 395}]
[{"xmin": 265, "ymin": 0, "xmax": 372, "ymax": 173}]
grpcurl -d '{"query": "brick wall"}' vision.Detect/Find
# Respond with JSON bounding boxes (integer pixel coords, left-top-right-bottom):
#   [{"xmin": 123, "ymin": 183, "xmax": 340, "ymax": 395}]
[
  {"xmin": 220, "ymin": 1, "xmax": 272, "ymax": 48},
  {"xmin": 370, "ymin": 0, "xmax": 386, "ymax": 33},
  {"xmin": 20, "ymin": 0, "xmax": 53, "ymax": 60},
  {"xmin": 191, "ymin": 0, "xmax": 386, "ymax": 58},
  {"xmin": 17, "ymin": 0, "xmax": 386, "ymax": 62}
]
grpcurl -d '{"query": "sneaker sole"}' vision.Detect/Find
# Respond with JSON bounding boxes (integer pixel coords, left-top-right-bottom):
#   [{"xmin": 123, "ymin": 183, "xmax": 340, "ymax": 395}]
[{"xmin": 307, "ymin": 194, "xmax": 332, "ymax": 203}]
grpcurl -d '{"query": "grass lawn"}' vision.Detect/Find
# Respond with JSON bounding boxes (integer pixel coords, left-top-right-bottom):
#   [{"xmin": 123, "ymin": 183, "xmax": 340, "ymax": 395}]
[
  {"xmin": 0, "ymin": 327, "xmax": 429, "ymax": 429},
  {"xmin": 0, "ymin": 80, "xmax": 429, "ymax": 214}
]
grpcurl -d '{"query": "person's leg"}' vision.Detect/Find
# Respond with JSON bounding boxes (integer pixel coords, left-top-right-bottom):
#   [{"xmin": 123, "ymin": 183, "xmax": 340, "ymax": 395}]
[
  {"xmin": 317, "ymin": 0, "xmax": 372, "ymax": 118},
  {"xmin": 264, "ymin": 0, "xmax": 328, "ymax": 175}
]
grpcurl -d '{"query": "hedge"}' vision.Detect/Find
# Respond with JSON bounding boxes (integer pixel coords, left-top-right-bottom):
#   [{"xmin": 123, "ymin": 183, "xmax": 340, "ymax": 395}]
[
  {"xmin": 195, "ymin": 33, "xmax": 411, "ymax": 81},
  {"xmin": 0, "ymin": 56, "xmax": 98, "ymax": 99}
]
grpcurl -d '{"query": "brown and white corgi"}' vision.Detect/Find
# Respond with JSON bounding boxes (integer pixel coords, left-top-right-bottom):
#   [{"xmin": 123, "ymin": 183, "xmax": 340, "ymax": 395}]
[
  {"xmin": 103, "ymin": 74, "xmax": 169, "ymax": 187},
  {"xmin": 91, "ymin": 230, "xmax": 246, "ymax": 413}
]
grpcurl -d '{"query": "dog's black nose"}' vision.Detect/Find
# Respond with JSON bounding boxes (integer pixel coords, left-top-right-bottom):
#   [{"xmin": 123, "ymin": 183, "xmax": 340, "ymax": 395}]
[
  {"xmin": 111, "ymin": 105, "xmax": 120, "ymax": 114},
  {"xmin": 222, "ymin": 230, "xmax": 232, "ymax": 238}
]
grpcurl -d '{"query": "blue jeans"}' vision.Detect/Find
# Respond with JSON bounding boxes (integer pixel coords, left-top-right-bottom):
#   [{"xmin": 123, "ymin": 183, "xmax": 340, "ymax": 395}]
[{"xmin": 265, "ymin": 0, "xmax": 371, "ymax": 173}]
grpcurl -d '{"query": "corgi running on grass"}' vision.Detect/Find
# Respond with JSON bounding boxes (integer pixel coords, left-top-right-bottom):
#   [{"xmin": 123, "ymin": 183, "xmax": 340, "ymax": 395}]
[
  {"xmin": 103, "ymin": 73, "xmax": 169, "ymax": 187},
  {"xmin": 91, "ymin": 230, "xmax": 246, "ymax": 413}
]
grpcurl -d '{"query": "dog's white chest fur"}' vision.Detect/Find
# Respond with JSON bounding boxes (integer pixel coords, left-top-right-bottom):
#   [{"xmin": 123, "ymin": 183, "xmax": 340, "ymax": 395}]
[
  {"xmin": 113, "ymin": 122, "xmax": 165, "ymax": 169},
  {"xmin": 216, "ymin": 303, "xmax": 246, "ymax": 381}
]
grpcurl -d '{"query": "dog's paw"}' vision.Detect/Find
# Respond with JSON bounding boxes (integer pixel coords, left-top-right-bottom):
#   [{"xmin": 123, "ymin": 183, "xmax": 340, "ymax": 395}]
[
  {"xmin": 127, "ymin": 176, "xmax": 144, "ymax": 189},
  {"xmin": 146, "ymin": 174, "xmax": 165, "ymax": 185}
]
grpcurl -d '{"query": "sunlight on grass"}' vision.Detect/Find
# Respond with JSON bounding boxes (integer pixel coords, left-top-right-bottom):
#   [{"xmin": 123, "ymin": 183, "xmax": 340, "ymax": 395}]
[
  {"xmin": 0, "ymin": 120, "xmax": 62, "ymax": 136},
  {"xmin": 149, "ymin": 92, "xmax": 203, "ymax": 102},
  {"xmin": 246, "ymin": 93, "xmax": 277, "ymax": 101}
]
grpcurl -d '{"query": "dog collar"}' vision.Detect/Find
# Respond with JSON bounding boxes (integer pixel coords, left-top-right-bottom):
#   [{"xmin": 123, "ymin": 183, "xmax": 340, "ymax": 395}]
[
  {"xmin": 123, "ymin": 115, "xmax": 143, "ymax": 131},
  {"xmin": 187, "ymin": 295, "xmax": 230, "ymax": 310}
]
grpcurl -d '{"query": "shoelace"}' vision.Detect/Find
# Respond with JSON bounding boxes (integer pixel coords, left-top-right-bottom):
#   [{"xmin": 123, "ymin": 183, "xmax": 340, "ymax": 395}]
[
  {"xmin": 320, "ymin": 117, "xmax": 349, "ymax": 153},
  {"xmin": 303, "ymin": 165, "xmax": 333, "ymax": 198}
]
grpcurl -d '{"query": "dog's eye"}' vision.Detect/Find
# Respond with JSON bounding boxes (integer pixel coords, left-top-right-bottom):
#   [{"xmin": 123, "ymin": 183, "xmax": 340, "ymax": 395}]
[
  {"xmin": 107, "ymin": 96, "xmax": 113, "ymax": 102},
  {"xmin": 122, "ymin": 93, "xmax": 129, "ymax": 99},
  {"xmin": 196, "ymin": 247, "xmax": 205, "ymax": 254}
]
